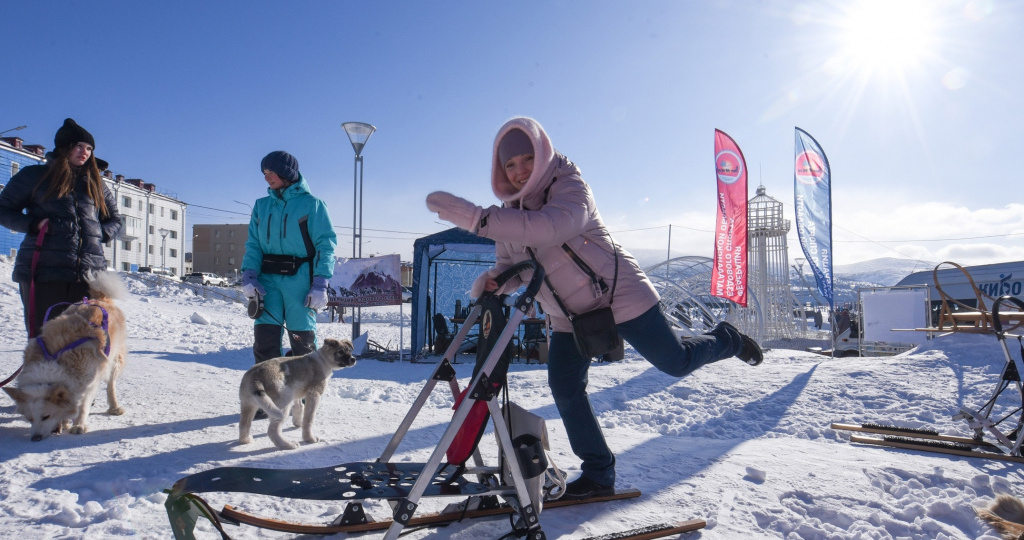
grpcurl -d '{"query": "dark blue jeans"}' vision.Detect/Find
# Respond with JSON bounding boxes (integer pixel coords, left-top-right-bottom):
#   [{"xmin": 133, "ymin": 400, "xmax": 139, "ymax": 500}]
[{"xmin": 547, "ymin": 304, "xmax": 742, "ymax": 486}]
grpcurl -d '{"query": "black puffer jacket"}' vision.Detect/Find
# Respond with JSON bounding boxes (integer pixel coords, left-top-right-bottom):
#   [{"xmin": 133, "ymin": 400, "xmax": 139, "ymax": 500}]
[{"xmin": 0, "ymin": 163, "xmax": 121, "ymax": 283}]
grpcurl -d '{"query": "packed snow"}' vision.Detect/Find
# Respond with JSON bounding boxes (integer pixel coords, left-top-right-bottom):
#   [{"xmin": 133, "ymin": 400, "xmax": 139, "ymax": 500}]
[{"xmin": 0, "ymin": 257, "xmax": 1020, "ymax": 539}]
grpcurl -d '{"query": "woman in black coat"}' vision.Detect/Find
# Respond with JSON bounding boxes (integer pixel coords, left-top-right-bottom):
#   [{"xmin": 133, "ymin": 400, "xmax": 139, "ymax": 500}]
[{"xmin": 0, "ymin": 118, "xmax": 122, "ymax": 336}]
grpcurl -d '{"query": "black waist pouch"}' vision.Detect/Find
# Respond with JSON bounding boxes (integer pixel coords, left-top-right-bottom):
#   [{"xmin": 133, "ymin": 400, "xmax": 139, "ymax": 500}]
[
  {"xmin": 261, "ymin": 254, "xmax": 307, "ymax": 276},
  {"xmin": 570, "ymin": 306, "xmax": 621, "ymax": 358}
]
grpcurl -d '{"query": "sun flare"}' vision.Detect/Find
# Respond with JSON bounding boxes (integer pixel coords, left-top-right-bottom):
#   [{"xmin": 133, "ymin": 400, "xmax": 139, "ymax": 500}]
[{"xmin": 839, "ymin": 0, "xmax": 937, "ymax": 74}]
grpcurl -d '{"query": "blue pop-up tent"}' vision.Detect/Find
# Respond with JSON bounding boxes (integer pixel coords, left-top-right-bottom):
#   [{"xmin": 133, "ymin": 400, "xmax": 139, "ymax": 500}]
[{"xmin": 410, "ymin": 228, "xmax": 495, "ymax": 357}]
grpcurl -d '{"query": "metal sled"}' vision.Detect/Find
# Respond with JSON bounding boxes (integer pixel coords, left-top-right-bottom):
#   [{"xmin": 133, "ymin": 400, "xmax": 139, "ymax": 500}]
[
  {"xmin": 953, "ymin": 295, "xmax": 1024, "ymax": 456},
  {"xmin": 166, "ymin": 260, "xmax": 553, "ymax": 540}
]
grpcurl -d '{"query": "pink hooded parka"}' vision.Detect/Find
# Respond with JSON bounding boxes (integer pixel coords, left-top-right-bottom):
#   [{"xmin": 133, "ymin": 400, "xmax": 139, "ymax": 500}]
[{"xmin": 475, "ymin": 117, "xmax": 659, "ymax": 333}]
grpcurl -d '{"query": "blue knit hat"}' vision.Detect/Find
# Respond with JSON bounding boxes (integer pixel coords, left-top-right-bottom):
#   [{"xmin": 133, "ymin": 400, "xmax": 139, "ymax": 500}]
[{"xmin": 260, "ymin": 151, "xmax": 300, "ymax": 183}]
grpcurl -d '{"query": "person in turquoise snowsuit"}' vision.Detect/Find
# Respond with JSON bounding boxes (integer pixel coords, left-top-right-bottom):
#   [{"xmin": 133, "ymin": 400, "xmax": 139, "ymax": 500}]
[{"xmin": 240, "ymin": 151, "xmax": 337, "ymax": 363}]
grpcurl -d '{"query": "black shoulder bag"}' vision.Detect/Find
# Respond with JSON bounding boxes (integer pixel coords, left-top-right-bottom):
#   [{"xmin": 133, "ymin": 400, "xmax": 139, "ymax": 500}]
[{"xmin": 528, "ymin": 242, "xmax": 621, "ymax": 358}]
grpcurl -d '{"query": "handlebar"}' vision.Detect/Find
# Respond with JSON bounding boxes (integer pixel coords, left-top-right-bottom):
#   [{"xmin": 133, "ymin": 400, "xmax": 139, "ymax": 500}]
[
  {"xmin": 489, "ymin": 260, "xmax": 545, "ymax": 313},
  {"xmin": 993, "ymin": 295, "xmax": 1024, "ymax": 336}
]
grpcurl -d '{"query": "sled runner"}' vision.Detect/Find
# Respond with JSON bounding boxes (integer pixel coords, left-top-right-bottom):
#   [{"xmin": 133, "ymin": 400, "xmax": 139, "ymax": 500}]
[
  {"xmin": 166, "ymin": 260, "xmax": 683, "ymax": 540},
  {"xmin": 834, "ymin": 295, "xmax": 1024, "ymax": 462}
]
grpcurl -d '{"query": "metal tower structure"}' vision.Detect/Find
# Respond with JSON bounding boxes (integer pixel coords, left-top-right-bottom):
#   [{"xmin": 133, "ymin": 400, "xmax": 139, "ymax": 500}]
[{"xmin": 747, "ymin": 185, "xmax": 801, "ymax": 341}]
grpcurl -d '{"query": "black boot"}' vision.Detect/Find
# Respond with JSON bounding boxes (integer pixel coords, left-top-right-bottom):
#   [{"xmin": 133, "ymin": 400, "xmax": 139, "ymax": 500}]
[
  {"xmin": 715, "ymin": 321, "xmax": 763, "ymax": 366},
  {"xmin": 253, "ymin": 324, "xmax": 284, "ymax": 363},
  {"xmin": 288, "ymin": 330, "xmax": 317, "ymax": 357},
  {"xmin": 561, "ymin": 476, "xmax": 614, "ymax": 501}
]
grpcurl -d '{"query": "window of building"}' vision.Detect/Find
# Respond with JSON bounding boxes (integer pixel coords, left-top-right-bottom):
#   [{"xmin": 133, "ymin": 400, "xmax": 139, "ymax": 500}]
[
  {"xmin": 229, "ymin": 257, "xmax": 236, "ymax": 265},
  {"xmin": 229, "ymin": 229, "xmax": 235, "ymax": 238},
  {"xmin": 160, "ymin": 207, "xmax": 164, "ymax": 217},
  {"xmin": 11, "ymin": 162, "xmax": 20, "ymax": 176},
  {"xmin": 122, "ymin": 196, "xmax": 132, "ymax": 208},
  {"xmin": 122, "ymin": 262, "xmax": 131, "ymax": 271},
  {"xmin": 229, "ymin": 244, "xmax": 235, "ymax": 251},
  {"xmin": 170, "ymin": 230, "xmax": 177, "ymax": 239},
  {"xmin": 149, "ymin": 225, "xmax": 154, "ymax": 234},
  {"xmin": 149, "ymin": 245, "xmax": 154, "ymax": 254},
  {"xmin": 215, "ymin": 230, "xmax": 220, "ymax": 238},
  {"xmin": 149, "ymin": 203, "xmax": 154, "ymax": 214},
  {"xmin": 214, "ymin": 256, "xmax": 220, "ymax": 265},
  {"xmin": 170, "ymin": 248, "xmax": 178, "ymax": 258},
  {"xmin": 215, "ymin": 243, "xmax": 221, "ymax": 252},
  {"xmin": 171, "ymin": 209, "xmax": 178, "ymax": 220},
  {"xmin": 122, "ymin": 240, "xmax": 131, "ymax": 250},
  {"xmin": 138, "ymin": 201, "xmax": 142, "ymax": 211}
]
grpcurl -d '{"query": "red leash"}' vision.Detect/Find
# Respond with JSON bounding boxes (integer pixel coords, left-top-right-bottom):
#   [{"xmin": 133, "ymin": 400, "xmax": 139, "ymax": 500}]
[{"xmin": 1, "ymin": 222, "xmax": 48, "ymax": 388}]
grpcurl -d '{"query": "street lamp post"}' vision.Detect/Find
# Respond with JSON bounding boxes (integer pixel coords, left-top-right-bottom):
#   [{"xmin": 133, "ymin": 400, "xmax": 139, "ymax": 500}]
[
  {"xmin": 0, "ymin": 125, "xmax": 27, "ymax": 137},
  {"xmin": 159, "ymin": 228, "xmax": 169, "ymax": 273},
  {"xmin": 342, "ymin": 122, "xmax": 376, "ymax": 340}
]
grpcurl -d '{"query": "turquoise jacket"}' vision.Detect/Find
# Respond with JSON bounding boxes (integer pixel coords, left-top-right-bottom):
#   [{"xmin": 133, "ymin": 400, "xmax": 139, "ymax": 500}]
[{"xmin": 242, "ymin": 174, "xmax": 337, "ymax": 329}]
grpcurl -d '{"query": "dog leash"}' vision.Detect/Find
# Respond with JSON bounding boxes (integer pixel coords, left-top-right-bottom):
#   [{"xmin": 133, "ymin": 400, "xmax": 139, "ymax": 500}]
[{"xmin": 1, "ymin": 222, "xmax": 49, "ymax": 388}]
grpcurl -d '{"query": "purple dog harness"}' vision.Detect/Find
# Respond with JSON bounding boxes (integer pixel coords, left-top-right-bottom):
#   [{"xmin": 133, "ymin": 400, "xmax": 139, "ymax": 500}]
[{"xmin": 36, "ymin": 297, "xmax": 111, "ymax": 361}]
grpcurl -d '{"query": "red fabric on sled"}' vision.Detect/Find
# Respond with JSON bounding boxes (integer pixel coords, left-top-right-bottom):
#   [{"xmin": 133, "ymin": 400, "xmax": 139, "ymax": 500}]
[{"xmin": 446, "ymin": 386, "xmax": 497, "ymax": 466}]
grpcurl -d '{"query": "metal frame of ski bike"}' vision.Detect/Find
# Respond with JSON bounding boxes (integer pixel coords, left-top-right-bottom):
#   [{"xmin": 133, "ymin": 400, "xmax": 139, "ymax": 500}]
[
  {"xmin": 953, "ymin": 295, "xmax": 1024, "ymax": 456},
  {"xmin": 165, "ymin": 260, "xmax": 553, "ymax": 540}
]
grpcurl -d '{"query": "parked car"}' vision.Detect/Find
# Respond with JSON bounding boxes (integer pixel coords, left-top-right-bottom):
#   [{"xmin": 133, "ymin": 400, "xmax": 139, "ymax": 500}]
[
  {"xmin": 137, "ymin": 266, "xmax": 173, "ymax": 277},
  {"xmin": 402, "ymin": 286, "xmax": 412, "ymax": 303},
  {"xmin": 184, "ymin": 272, "xmax": 229, "ymax": 286}
]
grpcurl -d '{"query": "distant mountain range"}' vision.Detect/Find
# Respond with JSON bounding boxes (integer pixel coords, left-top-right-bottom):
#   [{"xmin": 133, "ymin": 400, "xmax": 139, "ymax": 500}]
[{"xmin": 629, "ymin": 248, "xmax": 936, "ymax": 306}]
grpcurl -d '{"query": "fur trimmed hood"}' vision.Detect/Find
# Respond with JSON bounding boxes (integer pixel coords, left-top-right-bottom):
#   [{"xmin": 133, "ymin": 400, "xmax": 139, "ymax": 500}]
[{"xmin": 490, "ymin": 117, "xmax": 558, "ymax": 204}]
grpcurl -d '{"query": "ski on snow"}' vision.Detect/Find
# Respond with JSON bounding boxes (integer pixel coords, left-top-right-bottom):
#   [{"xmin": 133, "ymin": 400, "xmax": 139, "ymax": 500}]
[
  {"xmin": 831, "ymin": 422, "xmax": 1024, "ymax": 464},
  {"xmin": 218, "ymin": 489, "xmax": 654, "ymax": 534},
  {"xmin": 579, "ymin": 519, "xmax": 707, "ymax": 540}
]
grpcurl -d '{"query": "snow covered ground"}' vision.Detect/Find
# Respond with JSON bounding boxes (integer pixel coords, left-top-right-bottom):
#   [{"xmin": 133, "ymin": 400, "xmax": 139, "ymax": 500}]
[{"xmin": 0, "ymin": 258, "xmax": 1020, "ymax": 539}]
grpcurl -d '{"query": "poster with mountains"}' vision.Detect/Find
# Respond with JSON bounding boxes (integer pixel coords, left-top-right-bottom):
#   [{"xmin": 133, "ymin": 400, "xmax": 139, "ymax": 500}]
[{"xmin": 328, "ymin": 254, "xmax": 402, "ymax": 307}]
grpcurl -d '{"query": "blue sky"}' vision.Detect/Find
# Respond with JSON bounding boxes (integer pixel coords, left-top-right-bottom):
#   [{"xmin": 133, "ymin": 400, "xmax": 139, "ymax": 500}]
[{"xmin": 5, "ymin": 0, "xmax": 1022, "ymax": 268}]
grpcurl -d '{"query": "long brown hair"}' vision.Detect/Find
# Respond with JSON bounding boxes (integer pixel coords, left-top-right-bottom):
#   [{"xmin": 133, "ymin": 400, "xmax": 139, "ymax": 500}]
[{"xmin": 34, "ymin": 145, "xmax": 110, "ymax": 218}]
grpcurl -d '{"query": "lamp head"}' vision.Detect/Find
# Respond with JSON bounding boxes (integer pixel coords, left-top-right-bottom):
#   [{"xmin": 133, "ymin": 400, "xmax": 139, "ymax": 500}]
[{"xmin": 342, "ymin": 122, "xmax": 376, "ymax": 157}]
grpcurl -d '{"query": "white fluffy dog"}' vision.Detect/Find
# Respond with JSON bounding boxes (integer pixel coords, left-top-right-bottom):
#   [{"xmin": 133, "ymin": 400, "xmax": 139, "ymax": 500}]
[{"xmin": 3, "ymin": 272, "xmax": 128, "ymax": 441}]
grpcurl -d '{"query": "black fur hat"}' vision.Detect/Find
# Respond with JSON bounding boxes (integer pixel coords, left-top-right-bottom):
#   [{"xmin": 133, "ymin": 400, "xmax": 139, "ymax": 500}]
[
  {"xmin": 54, "ymin": 118, "xmax": 95, "ymax": 150},
  {"xmin": 260, "ymin": 151, "xmax": 300, "ymax": 183}
]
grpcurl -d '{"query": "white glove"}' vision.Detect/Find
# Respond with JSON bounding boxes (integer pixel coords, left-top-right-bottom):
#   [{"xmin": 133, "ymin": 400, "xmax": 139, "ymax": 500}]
[
  {"xmin": 471, "ymin": 268, "xmax": 500, "ymax": 299},
  {"xmin": 305, "ymin": 277, "xmax": 329, "ymax": 310},
  {"xmin": 426, "ymin": 191, "xmax": 483, "ymax": 233},
  {"xmin": 241, "ymin": 269, "xmax": 265, "ymax": 299}
]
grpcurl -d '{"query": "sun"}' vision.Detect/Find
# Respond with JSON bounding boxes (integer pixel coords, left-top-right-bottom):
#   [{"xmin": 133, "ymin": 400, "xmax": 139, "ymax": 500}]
[{"xmin": 838, "ymin": 0, "xmax": 938, "ymax": 75}]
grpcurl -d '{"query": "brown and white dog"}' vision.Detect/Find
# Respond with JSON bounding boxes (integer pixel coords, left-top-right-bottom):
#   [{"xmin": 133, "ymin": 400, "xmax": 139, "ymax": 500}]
[
  {"xmin": 238, "ymin": 338, "xmax": 355, "ymax": 450},
  {"xmin": 977, "ymin": 493, "xmax": 1024, "ymax": 539},
  {"xmin": 3, "ymin": 272, "xmax": 128, "ymax": 441}
]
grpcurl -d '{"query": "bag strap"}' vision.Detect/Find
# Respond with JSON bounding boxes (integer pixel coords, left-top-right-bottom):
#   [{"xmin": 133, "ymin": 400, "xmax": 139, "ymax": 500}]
[
  {"xmin": 527, "ymin": 246, "xmax": 574, "ymax": 320},
  {"xmin": 561, "ymin": 242, "xmax": 618, "ymax": 305},
  {"xmin": 527, "ymin": 242, "xmax": 619, "ymax": 317},
  {"xmin": 528, "ymin": 172, "xmax": 621, "ymax": 316},
  {"xmin": 298, "ymin": 215, "xmax": 315, "ymax": 285}
]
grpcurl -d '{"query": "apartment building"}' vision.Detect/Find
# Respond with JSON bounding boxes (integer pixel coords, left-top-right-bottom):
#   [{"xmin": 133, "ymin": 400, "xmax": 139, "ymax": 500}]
[
  {"xmin": 192, "ymin": 223, "xmax": 249, "ymax": 280},
  {"xmin": 107, "ymin": 175, "xmax": 187, "ymax": 275}
]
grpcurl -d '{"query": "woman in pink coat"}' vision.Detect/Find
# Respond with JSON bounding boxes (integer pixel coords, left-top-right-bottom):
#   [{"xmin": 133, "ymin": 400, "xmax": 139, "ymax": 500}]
[{"xmin": 426, "ymin": 117, "xmax": 762, "ymax": 500}]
